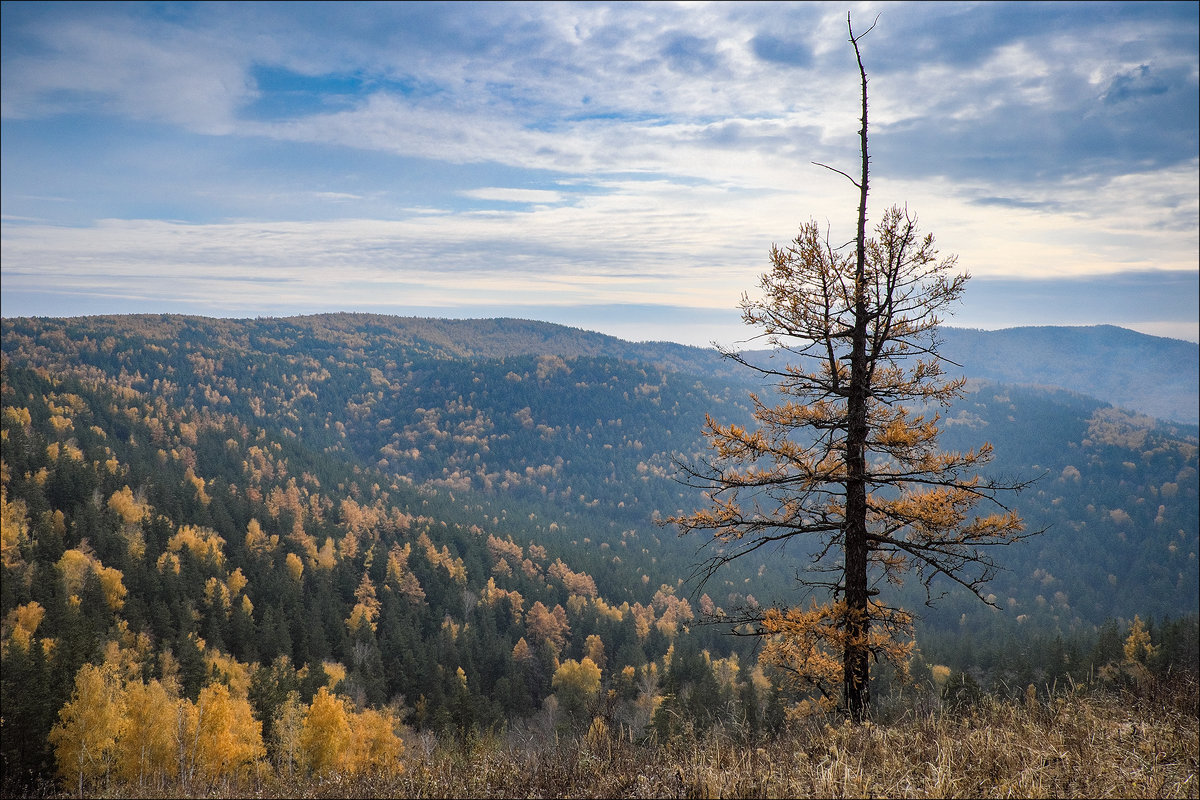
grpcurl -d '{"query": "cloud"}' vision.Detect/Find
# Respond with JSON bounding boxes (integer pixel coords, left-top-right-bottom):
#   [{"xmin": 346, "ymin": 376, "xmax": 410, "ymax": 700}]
[
  {"xmin": 1, "ymin": 8, "xmax": 251, "ymax": 133},
  {"xmin": 1102, "ymin": 64, "xmax": 1171, "ymax": 104},
  {"xmin": 660, "ymin": 32, "xmax": 723, "ymax": 74},
  {"xmin": 1, "ymin": 2, "xmax": 1196, "ymax": 345},
  {"xmin": 751, "ymin": 34, "xmax": 812, "ymax": 67},
  {"xmin": 459, "ymin": 188, "xmax": 565, "ymax": 205}
]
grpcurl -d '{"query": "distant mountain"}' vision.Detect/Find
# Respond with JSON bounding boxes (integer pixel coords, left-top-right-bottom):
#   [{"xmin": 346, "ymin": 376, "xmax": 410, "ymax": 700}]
[
  {"xmin": 729, "ymin": 325, "xmax": 1198, "ymax": 425},
  {"xmin": 273, "ymin": 317, "xmax": 1196, "ymax": 423},
  {"xmin": 937, "ymin": 325, "xmax": 1199, "ymax": 425},
  {"xmin": 297, "ymin": 317, "xmax": 1199, "ymax": 423}
]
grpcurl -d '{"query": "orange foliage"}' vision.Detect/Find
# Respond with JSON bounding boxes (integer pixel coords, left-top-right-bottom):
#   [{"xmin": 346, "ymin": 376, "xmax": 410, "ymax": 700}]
[{"xmin": 525, "ymin": 601, "xmax": 570, "ymax": 654}]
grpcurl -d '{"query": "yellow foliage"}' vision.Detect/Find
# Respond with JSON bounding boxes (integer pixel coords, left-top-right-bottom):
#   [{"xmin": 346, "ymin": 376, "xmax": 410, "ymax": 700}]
[
  {"xmin": 107, "ymin": 486, "xmax": 146, "ymax": 525},
  {"xmin": 5, "ymin": 601, "xmax": 45, "ymax": 651},
  {"xmin": 189, "ymin": 683, "xmax": 265, "ymax": 785},
  {"xmin": 95, "ymin": 563, "xmax": 128, "ymax": 610},
  {"xmin": 347, "ymin": 573, "xmax": 381, "ymax": 633},
  {"xmin": 272, "ymin": 691, "xmax": 306, "ymax": 779},
  {"xmin": 584, "ymin": 634, "xmax": 607, "ymax": 671},
  {"xmin": 486, "ymin": 533, "xmax": 524, "ymax": 565},
  {"xmin": 525, "ymin": 601, "xmax": 570, "ymax": 653},
  {"xmin": 56, "ymin": 548, "xmax": 127, "ymax": 610},
  {"xmin": 286, "ymin": 552, "xmax": 304, "ymax": 582},
  {"xmin": 586, "ymin": 715, "xmax": 609, "ymax": 749},
  {"xmin": 166, "ymin": 525, "xmax": 226, "ymax": 567},
  {"xmin": 420, "ymin": 531, "xmax": 468, "ymax": 584},
  {"xmin": 315, "ymin": 537, "xmax": 337, "ymax": 570},
  {"xmin": 204, "ymin": 649, "xmax": 254, "ymax": 699},
  {"xmin": 1124, "ymin": 615, "xmax": 1158, "ymax": 664},
  {"xmin": 301, "ymin": 687, "xmax": 351, "ymax": 776},
  {"xmin": 204, "ymin": 576, "xmax": 231, "ymax": 612},
  {"xmin": 157, "ymin": 551, "xmax": 181, "ymax": 575},
  {"xmin": 759, "ymin": 599, "xmax": 914, "ymax": 718},
  {"xmin": 48, "ymin": 663, "xmax": 124, "ymax": 795},
  {"xmin": 2, "ymin": 406, "xmax": 32, "ymax": 427},
  {"xmin": 101, "ymin": 621, "xmax": 154, "ymax": 683},
  {"xmin": 184, "ymin": 467, "xmax": 211, "ymax": 506},
  {"xmin": 227, "ymin": 567, "xmax": 248, "ymax": 597},
  {"xmin": 1, "ymin": 488, "xmax": 30, "ymax": 570},
  {"xmin": 552, "ymin": 657, "xmax": 602, "ymax": 698},
  {"xmin": 113, "ymin": 679, "xmax": 178, "ymax": 787},
  {"xmin": 322, "ymin": 661, "xmax": 348, "ymax": 688},
  {"xmin": 56, "ymin": 549, "xmax": 91, "ymax": 594},
  {"xmin": 630, "ymin": 602, "xmax": 656, "ymax": 641},
  {"xmin": 385, "ymin": 542, "xmax": 426, "ymax": 602},
  {"xmin": 549, "ymin": 558, "xmax": 598, "ymax": 597},
  {"xmin": 245, "ymin": 518, "xmax": 279, "ymax": 557},
  {"xmin": 344, "ymin": 707, "xmax": 405, "ymax": 778},
  {"xmin": 931, "ymin": 664, "xmax": 952, "ymax": 686}
]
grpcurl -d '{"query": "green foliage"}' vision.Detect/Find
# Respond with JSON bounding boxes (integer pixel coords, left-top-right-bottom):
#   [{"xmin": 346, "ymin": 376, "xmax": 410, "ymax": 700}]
[{"xmin": 0, "ymin": 313, "xmax": 1196, "ymax": 793}]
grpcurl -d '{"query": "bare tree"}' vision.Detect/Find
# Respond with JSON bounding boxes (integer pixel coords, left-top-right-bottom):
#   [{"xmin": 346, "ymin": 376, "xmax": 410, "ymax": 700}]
[{"xmin": 667, "ymin": 15, "xmax": 1036, "ymax": 720}]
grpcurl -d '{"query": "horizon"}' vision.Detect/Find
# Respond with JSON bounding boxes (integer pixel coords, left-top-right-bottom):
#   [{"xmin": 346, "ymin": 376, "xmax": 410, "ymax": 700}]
[
  {"xmin": 3, "ymin": 1, "xmax": 1197, "ymax": 346},
  {"xmin": 2, "ymin": 309, "xmax": 1196, "ymax": 350}
]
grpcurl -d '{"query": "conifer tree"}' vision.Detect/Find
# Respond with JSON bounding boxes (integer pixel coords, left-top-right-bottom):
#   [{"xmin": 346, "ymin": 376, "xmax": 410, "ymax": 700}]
[{"xmin": 668, "ymin": 15, "xmax": 1033, "ymax": 720}]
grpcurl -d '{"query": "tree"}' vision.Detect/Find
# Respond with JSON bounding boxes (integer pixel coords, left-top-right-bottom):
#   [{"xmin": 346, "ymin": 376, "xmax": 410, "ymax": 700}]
[
  {"xmin": 668, "ymin": 15, "xmax": 1032, "ymax": 720},
  {"xmin": 113, "ymin": 678, "xmax": 178, "ymax": 790},
  {"xmin": 48, "ymin": 663, "xmax": 124, "ymax": 797},
  {"xmin": 552, "ymin": 657, "xmax": 602, "ymax": 726},
  {"xmin": 300, "ymin": 687, "xmax": 351, "ymax": 776}
]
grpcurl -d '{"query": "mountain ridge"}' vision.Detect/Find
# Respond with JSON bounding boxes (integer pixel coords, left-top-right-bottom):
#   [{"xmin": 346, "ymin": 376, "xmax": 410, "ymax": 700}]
[{"xmin": 9, "ymin": 313, "xmax": 1192, "ymax": 422}]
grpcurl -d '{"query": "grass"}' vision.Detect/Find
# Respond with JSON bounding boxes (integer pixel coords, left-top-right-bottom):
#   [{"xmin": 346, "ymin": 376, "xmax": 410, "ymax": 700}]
[{"xmin": 32, "ymin": 680, "xmax": 1200, "ymax": 799}]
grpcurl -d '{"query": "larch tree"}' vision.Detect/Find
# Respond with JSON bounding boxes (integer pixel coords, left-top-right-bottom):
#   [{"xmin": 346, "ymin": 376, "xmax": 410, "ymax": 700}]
[{"xmin": 668, "ymin": 15, "xmax": 1034, "ymax": 720}]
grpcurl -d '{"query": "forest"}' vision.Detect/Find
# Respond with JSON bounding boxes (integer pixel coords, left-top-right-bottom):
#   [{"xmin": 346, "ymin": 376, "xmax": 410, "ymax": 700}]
[{"xmin": 1, "ymin": 313, "xmax": 1197, "ymax": 798}]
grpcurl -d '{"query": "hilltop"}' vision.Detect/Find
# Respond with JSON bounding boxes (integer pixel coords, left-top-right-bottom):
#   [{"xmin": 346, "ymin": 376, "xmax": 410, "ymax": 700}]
[{"xmin": 1, "ymin": 313, "xmax": 1196, "ymax": 797}]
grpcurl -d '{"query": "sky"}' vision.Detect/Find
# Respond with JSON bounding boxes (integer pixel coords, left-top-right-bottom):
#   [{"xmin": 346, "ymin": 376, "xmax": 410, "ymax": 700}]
[{"xmin": 2, "ymin": 1, "xmax": 1198, "ymax": 347}]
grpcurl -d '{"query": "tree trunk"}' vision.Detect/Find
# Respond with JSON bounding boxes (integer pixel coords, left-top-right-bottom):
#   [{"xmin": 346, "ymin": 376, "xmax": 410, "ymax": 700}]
[{"xmin": 843, "ymin": 17, "xmax": 872, "ymax": 721}]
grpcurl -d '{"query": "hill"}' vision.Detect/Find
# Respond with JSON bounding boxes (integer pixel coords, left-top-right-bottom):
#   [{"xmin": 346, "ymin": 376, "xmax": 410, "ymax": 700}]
[
  {"xmin": 1, "ymin": 313, "xmax": 1196, "ymax": 795},
  {"xmin": 937, "ymin": 325, "xmax": 1199, "ymax": 425}
]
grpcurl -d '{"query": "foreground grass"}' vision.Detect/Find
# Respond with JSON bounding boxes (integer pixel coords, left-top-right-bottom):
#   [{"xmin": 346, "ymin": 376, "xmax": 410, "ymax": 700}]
[{"xmin": 38, "ymin": 684, "xmax": 1200, "ymax": 799}]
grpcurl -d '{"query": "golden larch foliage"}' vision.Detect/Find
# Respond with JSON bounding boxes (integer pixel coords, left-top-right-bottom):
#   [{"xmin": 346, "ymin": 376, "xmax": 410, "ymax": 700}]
[
  {"xmin": 386, "ymin": 542, "xmax": 426, "ymax": 602},
  {"xmin": 56, "ymin": 547, "xmax": 127, "ymax": 610},
  {"xmin": 285, "ymin": 552, "xmax": 304, "ymax": 582},
  {"xmin": 5, "ymin": 601, "xmax": 45, "ymax": 652},
  {"xmin": 0, "ymin": 487, "xmax": 30, "ymax": 570}
]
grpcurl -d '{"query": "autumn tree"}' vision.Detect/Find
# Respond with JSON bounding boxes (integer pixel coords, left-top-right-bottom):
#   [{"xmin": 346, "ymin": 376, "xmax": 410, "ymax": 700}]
[
  {"xmin": 300, "ymin": 686, "xmax": 351, "ymax": 776},
  {"xmin": 48, "ymin": 663, "xmax": 124, "ymax": 797},
  {"xmin": 668, "ymin": 16, "xmax": 1031, "ymax": 720}
]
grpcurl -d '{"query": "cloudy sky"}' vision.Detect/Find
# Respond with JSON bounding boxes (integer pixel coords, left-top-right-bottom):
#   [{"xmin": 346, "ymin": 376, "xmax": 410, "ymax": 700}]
[{"xmin": 2, "ymin": 1, "xmax": 1197, "ymax": 346}]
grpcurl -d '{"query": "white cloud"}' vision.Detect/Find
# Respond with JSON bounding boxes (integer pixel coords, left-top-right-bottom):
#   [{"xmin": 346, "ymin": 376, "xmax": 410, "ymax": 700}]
[
  {"xmin": 1, "ymin": 14, "xmax": 251, "ymax": 133},
  {"xmin": 2, "ymin": 2, "xmax": 1195, "ymax": 343},
  {"xmin": 459, "ymin": 188, "xmax": 565, "ymax": 204}
]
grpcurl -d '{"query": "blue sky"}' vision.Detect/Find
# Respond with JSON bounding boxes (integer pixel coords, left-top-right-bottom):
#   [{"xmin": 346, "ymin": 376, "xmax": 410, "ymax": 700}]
[{"xmin": 2, "ymin": 1, "xmax": 1197, "ymax": 346}]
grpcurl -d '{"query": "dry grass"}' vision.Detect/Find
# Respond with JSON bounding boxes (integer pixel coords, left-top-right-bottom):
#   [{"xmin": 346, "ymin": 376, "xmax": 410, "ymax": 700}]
[{"xmin": 42, "ymin": 683, "xmax": 1200, "ymax": 799}]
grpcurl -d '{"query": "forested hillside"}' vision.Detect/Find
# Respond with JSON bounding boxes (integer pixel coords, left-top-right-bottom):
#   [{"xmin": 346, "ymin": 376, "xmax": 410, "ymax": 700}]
[{"xmin": 1, "ymin": 313, "xmax": 1196, "ymax": 796}]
